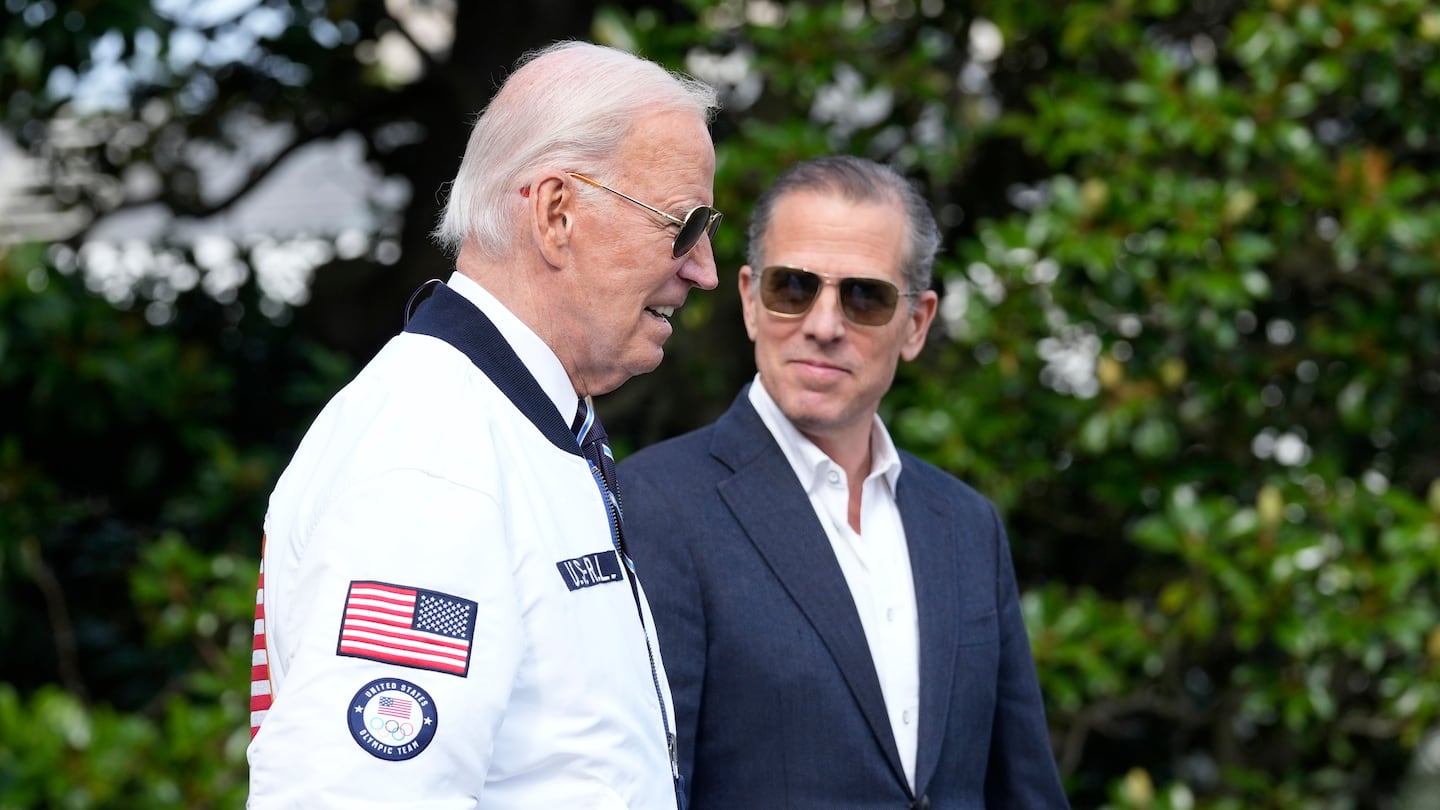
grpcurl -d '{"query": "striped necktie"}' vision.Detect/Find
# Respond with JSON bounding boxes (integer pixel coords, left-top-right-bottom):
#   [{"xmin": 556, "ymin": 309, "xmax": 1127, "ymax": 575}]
[{"xmin": 572, "ymin": 396, "xmax": 622, "ymax": 512}]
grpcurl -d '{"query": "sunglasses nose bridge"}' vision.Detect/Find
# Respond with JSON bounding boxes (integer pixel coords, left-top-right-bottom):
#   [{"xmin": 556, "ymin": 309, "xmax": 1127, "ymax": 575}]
[{"xmin": 796, "ymin": 275, "xmax": 851, "ymax": 330}]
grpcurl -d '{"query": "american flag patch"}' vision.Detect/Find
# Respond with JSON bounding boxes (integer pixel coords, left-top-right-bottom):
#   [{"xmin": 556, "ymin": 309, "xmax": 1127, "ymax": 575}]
[
  {"xmin": 377, "ymin": 695, "xmax": 413, "ymax": 719},
  {"xmin": 336, "ymin": 581, "xmax": 478, "ymax": 676},
  {"xmin": 249, "ymin": 544, "xmax": 273, "ymax": 739}
]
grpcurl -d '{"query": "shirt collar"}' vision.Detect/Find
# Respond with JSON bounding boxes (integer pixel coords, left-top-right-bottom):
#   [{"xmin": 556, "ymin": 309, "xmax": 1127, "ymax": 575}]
[
  {"xmin": 747, "ymin": 374, "xmax": 904, "ymax": 494},
  {"xmin": 446, "ymin": 271, "xmax": 576, "ymax": 423}
]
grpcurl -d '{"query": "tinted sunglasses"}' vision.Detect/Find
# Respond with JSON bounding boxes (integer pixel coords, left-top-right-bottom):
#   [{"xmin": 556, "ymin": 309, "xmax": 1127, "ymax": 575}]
[
  {"xmin": 569, "ymin": 172, "xmax": 723, "ymax": 259},
  {"xmin": 758, "ymin": 265, "xmax": 918, "ymax": 327}
]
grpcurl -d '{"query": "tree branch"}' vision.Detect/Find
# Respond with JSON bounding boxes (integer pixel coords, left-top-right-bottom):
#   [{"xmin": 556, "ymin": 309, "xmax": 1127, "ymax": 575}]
[
  {"xmin": 19, "ymin": 537, "xmax": 88, "ymax": 701},
  {"xmin": 384, "ymin": 8, "xmax": 441, "ymax": 77},
  {"xmin": 70, "ymin": 88, "xmax": 420, "ymax": 244},
  {"xmin": 1057, "ymin": 689, "xmax": 1209, "ymax": 775}
]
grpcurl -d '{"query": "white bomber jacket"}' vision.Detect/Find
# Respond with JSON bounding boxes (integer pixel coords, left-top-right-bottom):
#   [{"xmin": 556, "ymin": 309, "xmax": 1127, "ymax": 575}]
[{"xmin": 247, "ymin": 274, "xmax": 678, "ymax": 809}]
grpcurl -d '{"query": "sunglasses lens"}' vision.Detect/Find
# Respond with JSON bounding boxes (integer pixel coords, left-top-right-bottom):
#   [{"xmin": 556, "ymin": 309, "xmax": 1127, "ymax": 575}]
[
  {"xmin": 672, "ymin": 207, "xmax": 720, "ymax": 258},
  {"xmin": 839, "ymin": 278, "xmax": 900, "ymax": 326},
  {"xmin": 760, "ymin": 267, "xmax": 821, "ymax": 315}
]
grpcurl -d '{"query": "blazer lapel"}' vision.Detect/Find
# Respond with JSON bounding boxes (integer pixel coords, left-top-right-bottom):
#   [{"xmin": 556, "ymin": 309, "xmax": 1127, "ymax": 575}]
[
  {"xmin": 709, "ymin": 392, "xmax": 910, "ymax": 792},
  {"xmin": 899, "ymin": 467, "xmax": 960, "ymax": 798}
]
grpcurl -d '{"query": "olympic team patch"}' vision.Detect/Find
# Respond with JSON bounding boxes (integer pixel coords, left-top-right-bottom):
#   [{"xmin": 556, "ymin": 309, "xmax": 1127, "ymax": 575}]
[{"xmin": 347, "ymin": 677, "xmax": 438, "ymax": 760}]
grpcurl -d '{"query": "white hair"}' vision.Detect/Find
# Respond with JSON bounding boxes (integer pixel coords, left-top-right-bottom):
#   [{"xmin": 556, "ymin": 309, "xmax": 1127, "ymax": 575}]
[{"xmin": 433, "ymin": 41, "xmax": 719, "ymax": 258}]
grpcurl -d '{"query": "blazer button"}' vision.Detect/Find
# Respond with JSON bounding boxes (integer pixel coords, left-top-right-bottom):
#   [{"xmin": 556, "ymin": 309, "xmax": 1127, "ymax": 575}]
[{"xmin": 910, "ymin": 797, "xmax": 931, "ymax": 810}]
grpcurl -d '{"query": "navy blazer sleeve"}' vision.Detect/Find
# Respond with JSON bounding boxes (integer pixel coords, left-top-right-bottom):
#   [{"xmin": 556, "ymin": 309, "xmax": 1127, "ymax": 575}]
[
  {"xmin": 623, "ymin": 462, "xmax": 706, "ymax": 800},
  {"xmin": 984, "ymin": 501, "xmax": 1070, "ymax": 808}
]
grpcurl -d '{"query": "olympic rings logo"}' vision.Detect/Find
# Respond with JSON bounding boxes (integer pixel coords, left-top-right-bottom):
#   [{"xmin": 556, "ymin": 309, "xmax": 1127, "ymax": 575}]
[{"xmin": 369, "ymin": 715, "xmax": 415, "ymax": 741}]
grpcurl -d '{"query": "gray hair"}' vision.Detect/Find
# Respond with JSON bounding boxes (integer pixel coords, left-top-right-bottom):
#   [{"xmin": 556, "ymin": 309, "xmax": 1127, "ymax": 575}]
[
  {"xmin": 433, "ymin": 41, "xmax": 719, "ymax": 258},
  {"xmin": 746, "ymin": 155, "xmax": 941, "ymax": 297}
]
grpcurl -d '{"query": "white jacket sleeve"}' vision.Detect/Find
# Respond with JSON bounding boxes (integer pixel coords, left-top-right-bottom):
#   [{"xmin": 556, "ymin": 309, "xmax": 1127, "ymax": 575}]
[{"xmin": 249, "ymin": 468, "xmax": 520, "ymax": 809}]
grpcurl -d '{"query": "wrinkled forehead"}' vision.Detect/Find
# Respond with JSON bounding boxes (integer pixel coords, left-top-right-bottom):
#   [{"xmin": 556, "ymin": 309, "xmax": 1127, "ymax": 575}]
[{"xmin": 758, "ymin": 190, "xmax": 909, "ymax": 279}]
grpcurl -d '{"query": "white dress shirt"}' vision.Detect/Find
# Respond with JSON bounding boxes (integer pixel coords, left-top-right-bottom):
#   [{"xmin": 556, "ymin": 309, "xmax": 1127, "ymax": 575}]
[{"xmin": 748, "ymin": 376, "xmax": 921, "ymax": 789}]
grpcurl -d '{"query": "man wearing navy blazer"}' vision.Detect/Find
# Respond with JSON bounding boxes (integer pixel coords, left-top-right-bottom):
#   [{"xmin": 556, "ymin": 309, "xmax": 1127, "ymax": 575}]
[{"xmin": 619, "ymin": 156, "xmax": 1070, "ymax": 809}]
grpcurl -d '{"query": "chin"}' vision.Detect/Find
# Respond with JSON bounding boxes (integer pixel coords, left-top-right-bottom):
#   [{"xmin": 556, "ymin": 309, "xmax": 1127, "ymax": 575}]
[
  {"xmin": 633, "ymin": 353, "xmax": 664, "ymax": 377},
  {"xmin": 634, "ymin": 340, "xmax": 666, "ymax": 371},
  {"xmin": 596, "ymin": 352, "xmax": 663, "ymax": 393},
  {"xmin": 778, "ymin": 397, "xmax": 846, "ymax": 430}
]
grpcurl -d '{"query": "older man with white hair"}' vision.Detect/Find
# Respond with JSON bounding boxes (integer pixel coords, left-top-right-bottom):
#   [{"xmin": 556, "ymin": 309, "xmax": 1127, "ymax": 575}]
[{"xmin": 246, "ymin": 40, "xmax": 721, "ymax": 809}]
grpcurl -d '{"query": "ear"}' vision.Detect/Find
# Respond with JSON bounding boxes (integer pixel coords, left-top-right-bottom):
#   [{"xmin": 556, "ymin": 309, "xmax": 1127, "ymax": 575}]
[
  {"xmin": 899, "ymin": 289, "xmax": 939, "ymax": 361},
  {"xmin": 738, "ymin": 265, "xmax": 760, "ymax": 341},
  {"xmin": 531, "ymin": 173, "xmax": 574, "ymax": 268}
]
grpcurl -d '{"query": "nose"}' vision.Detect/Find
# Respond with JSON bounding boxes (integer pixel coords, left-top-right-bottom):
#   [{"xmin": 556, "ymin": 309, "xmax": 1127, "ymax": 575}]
[
  {"xmin": 680, "ymin": 238, "xmax": 718, "ymax": 290},
  {"xmin": 801, "ymin": 281, "xmax": 846, "ymax": 342}
]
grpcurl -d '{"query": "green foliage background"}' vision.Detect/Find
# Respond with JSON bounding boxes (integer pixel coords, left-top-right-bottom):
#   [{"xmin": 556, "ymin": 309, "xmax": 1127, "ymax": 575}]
[{"xmin": 2, "ymin": 0, "xmax": 1439, "ymax": 807}]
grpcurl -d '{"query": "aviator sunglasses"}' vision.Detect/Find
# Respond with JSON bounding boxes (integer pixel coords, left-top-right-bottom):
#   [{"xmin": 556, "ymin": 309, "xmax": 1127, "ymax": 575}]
[
  {"xmin": 568, "ymin": 172, "xmax": 723, "ymax": 258},
  {"xmin": 758, "ymin": 265, "xmax": 919, "ymax": 327}
]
